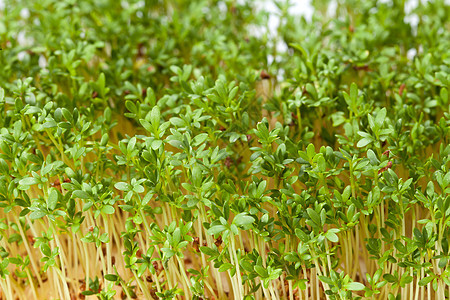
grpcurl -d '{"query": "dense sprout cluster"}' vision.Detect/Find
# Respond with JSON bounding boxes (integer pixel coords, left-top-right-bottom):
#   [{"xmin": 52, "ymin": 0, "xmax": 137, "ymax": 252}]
[{"xmin": 0, "ymin": 0, "xmax": 449, "ymax": 299}]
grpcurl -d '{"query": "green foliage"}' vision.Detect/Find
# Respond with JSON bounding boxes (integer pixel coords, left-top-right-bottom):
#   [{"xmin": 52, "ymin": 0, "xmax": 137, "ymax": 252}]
[{"xmin": 0, "ymin": 0, "xmax": 449, "ymax": 299}]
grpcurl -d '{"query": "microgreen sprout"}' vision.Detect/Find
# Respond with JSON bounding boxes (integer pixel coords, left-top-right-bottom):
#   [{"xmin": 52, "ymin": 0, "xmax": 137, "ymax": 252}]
[{"xmin": 0, "ymin": 0, "xmax": 449, "ymax": 299}]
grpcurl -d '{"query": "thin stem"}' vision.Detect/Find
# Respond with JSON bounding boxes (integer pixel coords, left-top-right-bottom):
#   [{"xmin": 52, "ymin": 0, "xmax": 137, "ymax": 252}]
[
  {"xmin": 230, "ymin": 234, "xmax": 244, "ymax": 298},
  {"xmin": 133, "ymin": 271, "xmax": 153, "ymax": 299},
  {"xmin": 15, "ymin": 215, "xmax": 43, "ymax": 287},
  {"xmin": 0, "ymin": 278, "xmax": 12, "ymax": 300}
]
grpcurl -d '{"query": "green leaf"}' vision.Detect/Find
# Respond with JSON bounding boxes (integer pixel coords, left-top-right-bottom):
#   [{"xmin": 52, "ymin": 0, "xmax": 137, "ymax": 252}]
[
  {"xmin": 306, "ymin": 144, "xmax": 315, "ymax": 160},
  {"xmin": 305, "ymin": 83, "xmax": 317, "ymax": 100},
  {"xmin": 47, "ymin": 188, "xmax": 58, "ymax": 211},
  {"xmin": 104, "ymin": 274, "xmax": 118, "ymax": 282},
  {"xmin": 133, "ymin": 184, "xmax": 145, "ymax": 194},
  {"xmin": 367, "ymin": 149, "xmax": 378, "ymax": 165},
  {"xmin": 19, "ymin": 177, "xmax": 40, "ymax": 186},
  {"xmin": 307, "ymin": 208, "xmax": 321, "ymax": 227},
  {"xmin": 254, "ymin": 265, "xmax": 268, "ymax": 277},
  {"xmin": 289, "ymin": 43, "xmax": 307, "ymax": 57},
  {"xmin": 440, "ymin": 87, "xmax": 448, "ymax": 104},
  {"xmin": 318, "ymin": 276, "xmax": 334, "ymax": 285},
  {"xmin": 193, "ymin": 133, "xmax": 208, "ymax": 146},
  {"xmin": 346, "ymin": 282, "xmax": 365, "ymax": 291},
  {"xmin": 191, "ymin": 165, "xmax": 202, "ymax": 187},
  {"xmin": 150, "ymin": 106, "xmax": 160, "ymax": 127},
  {"xmin": 170, "ymin": 117, "xmax": 185, "ymax": 127},
  {"xmin": 296, "ymin": 279, "xmax": 308, "ymax": 291},
  {"xmin": 317, "ymin": 155, "xmax": 326, "ymax": 173},
  {"xmin": 40, "ymin": 244, "xmax": 51, "ymax": 257},
  {"xmin": 127, "ymin": 137, "xmax": 136, "ymax": 153},
  {"xmin": 30, "ymin": 210, "xmax": 47, "ymax": 220},
  {"xmin": 172, "ymin": 228, "xmax": 181, "ymax": 247},
  {"xmin": 325, "ymin": 231, "xmax": 339, "ymax": 243},
  {"xmin": 357, "ymin": 137, "xmax": 373, "ymax": 147},
  {"xmin": 233, "ymin": 213, "xmax": 254, "ymax": 227},
  {"xmin": 218, "ymin": 263, "xmax": 233, "ymax": 272},
  {"xmin": 383, "ymin": 274, "xmax": 397, "ymax": 283},
  {"xmin": 207, "ymin": 225, "xmax": 227, "ymax": 235},
  {"xmin": 138, "ymin": 263, "xmax": 148, "ymax": 277},
  {"xmin": 438, "ymin": 257, "xmax": 448, "ymax": 268},
  {"xmin": 240, "ymin": 260, "xmax": 254, "ymax": 272},
  {"xmin": 256, "ymin": 180, "xmax": 267, "ymax": 197},
  {"xmin": 140, "ymin": 119, "xmax": 152, "ymax": 132},
  {"xmin": 114, "ymin": 182, "xmax": 129, "ymax": 191},
  {"xmin": 73, "ymin": 190, "xmax": 90, "ymax": 199},
  {"xmin": 418, "ymin": 276, "xmax": 433, "ymax": 286},
  {"xmin": 199, "ymin": 246, "xmax": 219, "ymax": 257},
  {"xmin": 161, "ymin": 248, "xmax": 175, "ymax": 259},
  {"xmin": 101, "ymin": 205, "xmax": 115, "ymax": 215},
  {"xmin": 295, "ymin": 228, "xmax": 309, "ymax": 242},
  {"xmin": 375, "ymin": 108, "xmax": 387, "ymax": 128},
  {"xmin": 151, "ymin": 139, "xmax": 163, "ymax": 150}
]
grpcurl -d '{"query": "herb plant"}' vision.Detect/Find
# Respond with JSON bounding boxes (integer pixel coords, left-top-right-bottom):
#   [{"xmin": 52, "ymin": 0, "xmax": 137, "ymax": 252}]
[{"xmin": 0, "ymin": 0, "xmax": 449, "ymax": 299}]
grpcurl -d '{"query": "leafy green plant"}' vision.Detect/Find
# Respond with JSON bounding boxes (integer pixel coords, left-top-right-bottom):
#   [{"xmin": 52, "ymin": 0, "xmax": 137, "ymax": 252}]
[{"xmin": 0, "ymin": 0, "xmax": 449, "ymax": 299}]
